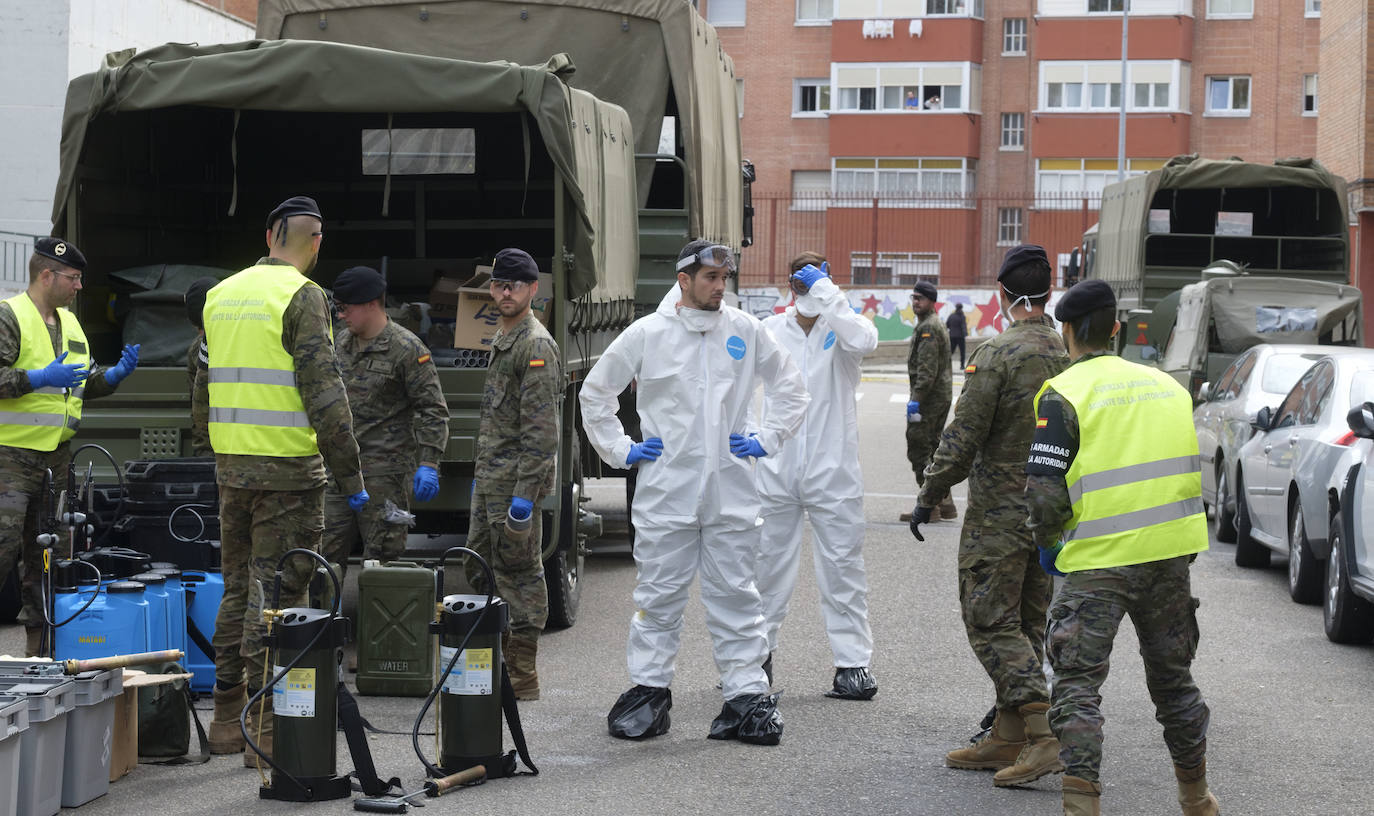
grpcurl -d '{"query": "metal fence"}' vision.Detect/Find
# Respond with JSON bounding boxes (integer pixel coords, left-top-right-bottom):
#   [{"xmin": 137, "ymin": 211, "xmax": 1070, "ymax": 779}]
[
  {"xmin": 0, "ymin": 231, "xmax": 36, "ymax": 289},
  {"xmin": 740, "ymin": 191, "xmax": 1102, "ymax": 288}
]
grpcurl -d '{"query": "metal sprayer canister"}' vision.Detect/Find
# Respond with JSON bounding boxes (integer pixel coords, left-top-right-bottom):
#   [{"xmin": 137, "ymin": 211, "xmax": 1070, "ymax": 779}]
[
  {"xmin": 435, "ymin": 594, "xmax": 508, "ymax": 774},
  {"xmin": 261, "ymin": 607, "xmax": 350, "ymax": 800}
]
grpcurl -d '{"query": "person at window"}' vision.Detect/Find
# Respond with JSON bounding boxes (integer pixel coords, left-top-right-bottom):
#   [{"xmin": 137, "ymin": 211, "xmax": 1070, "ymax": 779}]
[
  {"xmin": 924, "ymin": 95, "xmax": 942, "ymax": 110},
  {"xmin": 905, "ymin": 91, "xmax": 920, "ymax": 110}
]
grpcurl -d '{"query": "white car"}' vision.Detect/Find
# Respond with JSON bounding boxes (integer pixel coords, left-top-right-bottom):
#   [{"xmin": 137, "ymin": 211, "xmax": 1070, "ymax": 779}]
[
  {"xmin": 1194, "ymin": 344, "xmax": 1330, "ymax": 544},
  {"xmin": 1234, "ymin": 349, "xmax": 1374, "ymax": 604},
  {"xmin": 1326, "ymin": 401, "xmax": 1374, "ymax": 644}
]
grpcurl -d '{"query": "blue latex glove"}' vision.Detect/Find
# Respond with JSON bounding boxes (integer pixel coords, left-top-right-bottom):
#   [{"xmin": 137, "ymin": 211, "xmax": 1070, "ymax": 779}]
[
  {"xmin": 626, "ymin": 437, "xmax": 664, "ymax": 466},
  {"xmin": 729, "ymin": 432, "xmax": 767, "ymax": 459},
  {"xmin": 1039, "ymin": 544, "xmax": 1066, "ymax": 577},
  {"xmin": 347, "ymin": 490, "xmax": 370, "ymax": 512},
  {"xmin": 790, "ymin": 262, "xmax": 829, "ymax": 290},
  {"xmin": 906, "ymin": 400, "xmax": 921, "ymax": 418},
  {"xmin": 413, "ymin": 465, "xmax": 439, "ymax": 502},
  {"xmin": 509, "ymin": 496, "xmax": 533, "ymax": 521},
  {"xmin": 103, "ymin": 344, "xmax": 140, "ymax": 386},
  {"xmin": 27, "ymin": 351, "xmax": 89, "ymax": 391}
]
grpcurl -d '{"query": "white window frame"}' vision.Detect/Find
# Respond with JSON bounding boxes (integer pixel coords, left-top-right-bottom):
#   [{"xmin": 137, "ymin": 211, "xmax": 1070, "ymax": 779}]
[
  {"xmin": 1205, "ymin": 75, "xmax": 1251, "ymax": 116},
  {"xmin": 1302, "ymin": 73, "xmax": 1318, "ymax": 116},
  {"xmin": 831, "ymin": 157, "xmax": 978, "ymax": 208},
  {"xmin": 1205, "ymin": 0, "xmax": 1253, "ymax": 19},
  {"xmin": 1038, "ymin": 61, "xmax": 1182, "ymax": 113},
  {"xmin": 1035, "ymin": 159, "xmax": 1156, "ymax": 209},
  {"xmin": 849, "ymin": 251, "xmax": 941, "ymax": 287},
  {"xmin": 1131, "ymin": 81, "xmax": 1171, "ymax": 110},
  {"xmin": 997, "ymin": 208, "xmax": 1024, "ymax": 245},
  {"xmin": 1306, "ymin": 0, "xmax": 1321, "ymax": 17},
  {"xmin": 794, "ymin": 79, "xmax": 831, "ymax": 117},
  {"xmin": 706, "ymin": 0, "xmax": 746, "ymax": 27},
  {"xmin": 1087, "ymin": 0, "xmax": 1124, "ymax": 12},
  {"xmin": 926, "ymin": 0, "xmax": 982, "ymax": 15},
  {"xmin": 831, "ymin": 62, "xmax": 979, "ymax": 114},
  {"xmin": 1003, "ymin": 18, "xmax": 1027, "ymax": 55},
  {"xmin": 1000, "ymin": 112, "xmax": 1025, "ymax": 150},
  {"xmin": 791, "ymin": 170, "xmax": 831, "ymax": 211},
  {"xmin": 796, "ymin": 0, "xmax": 833, "ymax": 25}
]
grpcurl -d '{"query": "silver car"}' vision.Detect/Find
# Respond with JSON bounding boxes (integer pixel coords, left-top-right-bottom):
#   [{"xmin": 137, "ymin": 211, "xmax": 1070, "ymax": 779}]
[
  {"xmin": 1194, "ymin": 344, "xmax": 1330, "ymax": 544},
  {"xmin": 1326, "ymin": 402, "xmax": 1374, "ymax": 644},
  {"xmin": 1235, "ymin": 350, "xmax": 1374, "ymax": 604}
]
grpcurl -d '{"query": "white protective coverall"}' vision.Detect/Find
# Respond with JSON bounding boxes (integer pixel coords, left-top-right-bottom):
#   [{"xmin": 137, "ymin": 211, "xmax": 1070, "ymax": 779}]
[
  {"xmin": 754, "ymin": 277, "xmax": 878, "ymax": 667},
  {"xmin": 579, "ymin": 285, "xmax": 809, "ymax": 699}
]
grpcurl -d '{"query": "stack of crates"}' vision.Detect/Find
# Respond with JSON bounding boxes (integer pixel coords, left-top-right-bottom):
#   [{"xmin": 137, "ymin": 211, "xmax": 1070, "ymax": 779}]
[{"xmin": 112, "ymin": 458, "xmax": 220, "ymax": 570}]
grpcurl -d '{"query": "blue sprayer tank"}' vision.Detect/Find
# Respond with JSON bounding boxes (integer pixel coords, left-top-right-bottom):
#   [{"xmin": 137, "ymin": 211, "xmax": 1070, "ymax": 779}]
[
  {"xmin": 181, "ymin": 569, "xmax": 223, "ymax": 692},
  {"xmin": 150, "ymin": 566, "xmax": 188, "ymax": 657},
  {"xmin": 54, "ymin": 580, "xmax": 150, "ymax": 660},
  {"xmin": 131, "ymin": 573, "xmax": 171, "ymax": 652}
]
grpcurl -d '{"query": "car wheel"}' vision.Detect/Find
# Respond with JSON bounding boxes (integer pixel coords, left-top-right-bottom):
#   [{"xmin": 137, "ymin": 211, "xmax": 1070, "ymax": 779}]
[
  {"xmin": 1287, "ymin": 494, "xmax": 1322, "ymax": 604},
  {"xmin": 1214, "ymin": 464, "xmax": 1237, "ymax": 543},
  {"xmin": 1323, "ymin": 513, "xmax": 1374, "ymax": 644},
  {"xmin": 1234, "ymin": 472, "xmax": 1270, "ymax": 568}
]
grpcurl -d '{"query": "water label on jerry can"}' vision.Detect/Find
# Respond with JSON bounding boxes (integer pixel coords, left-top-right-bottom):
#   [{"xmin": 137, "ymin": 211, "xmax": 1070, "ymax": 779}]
[
  {"xmin": 437, "ymin": 646, "xmax": 494, "ymax": 695},
  {"xmin": 272, "ymin": 666, "xmax": 317, "ymax": 717}
]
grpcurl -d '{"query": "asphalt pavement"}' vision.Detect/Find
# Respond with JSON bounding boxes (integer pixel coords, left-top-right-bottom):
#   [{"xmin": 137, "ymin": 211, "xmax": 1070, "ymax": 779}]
[{"xmin": 2, "ymin": 361, "xmax": 1372, "ymax": 815}]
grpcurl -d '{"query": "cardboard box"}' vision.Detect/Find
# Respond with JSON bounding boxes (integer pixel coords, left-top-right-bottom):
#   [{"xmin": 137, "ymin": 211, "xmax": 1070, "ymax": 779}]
[
  {"xmin": 452, "ymin": 269, "xmax": 554, "ymax": 350},
  {"xmin": 428, "ymin": 276, "xmax": 465, "ymax": 320},
  {"xmin": 111, "ymin": 669, "xmax": 194, "ymax": 781},
  {"xmin": 1215, "ymin": 211, "xmax": 1254, "ymax": 236}
]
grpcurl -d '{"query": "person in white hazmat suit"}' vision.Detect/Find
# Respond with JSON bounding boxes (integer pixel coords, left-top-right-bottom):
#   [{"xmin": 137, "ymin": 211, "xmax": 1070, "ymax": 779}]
[
  {"xmin": 752, "ymin": 253, "xmax": 880, "ymax": 701},
  {"xmin": 579, "ymin": 239, "xmax": 810, "ymax": 745}
]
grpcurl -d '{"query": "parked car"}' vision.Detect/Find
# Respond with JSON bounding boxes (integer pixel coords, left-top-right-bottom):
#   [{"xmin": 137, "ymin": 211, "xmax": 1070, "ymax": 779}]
[
  {"xmin": 1194, "ymin": 344, "xmax": 1330, "ymax": 543},
  {"xmin": 1233, "ymin": 350, "xmax": 1374, "ymax": 604},
  {"xmin": 1325, "ymin": 402, "xmax": 1374, "ymax": 643}
]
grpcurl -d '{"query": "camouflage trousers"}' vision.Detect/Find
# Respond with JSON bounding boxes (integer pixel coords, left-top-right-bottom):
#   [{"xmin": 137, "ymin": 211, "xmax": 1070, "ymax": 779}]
[
  {"xmin": 0, "ymin": 445, "xmax": 69, "ymax": 628},
  {"xmin": 213, "ymin": 485, "xmax": 323, "ymax": 692},
  {"xmin": 323, "ymin": 471, "xmax": 410, "ymax": 576},
  {"xmin": 905, "ymin": 402, "xmax": 950, "ymax": 478},
  {"xmin": 465, "ymin": 491, "xmax": 547, "ymax": 641},
  {"xmin": 1047, "ymin": 556, "xmax": 1210, "ymax": 783},
  {"xmin": 958, "ymin": 524, "xmax": 1052, "ymax": 709}
]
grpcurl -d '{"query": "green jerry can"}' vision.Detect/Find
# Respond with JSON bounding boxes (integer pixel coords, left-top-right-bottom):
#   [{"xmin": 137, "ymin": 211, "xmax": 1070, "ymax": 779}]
[{"xmin": 356, "ymin": 560, "xmax": 436, "ymax": 696}]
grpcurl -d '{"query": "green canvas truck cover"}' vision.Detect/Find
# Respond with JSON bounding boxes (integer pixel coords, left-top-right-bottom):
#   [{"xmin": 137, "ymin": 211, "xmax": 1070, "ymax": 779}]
[{"xmin": 254, "ymin": 0, "xmax": 743, "ymax": 251}]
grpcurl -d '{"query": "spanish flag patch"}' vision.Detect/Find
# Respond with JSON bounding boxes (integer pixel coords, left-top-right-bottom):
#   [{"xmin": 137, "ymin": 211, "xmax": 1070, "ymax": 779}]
[
  {"xmin": 920, "ymin": 333, "xmax": 931, "ymax": 339},
  {"xmin": 1036, "ymin": 417, "xmax": 1048, "ymax": 429},
  {"xmin": 529, "ymin": 359, "xmax": 546, "ymax": 368},
  {"xmin": 417, "ymin": 354, "xmax": 431, "ymax": 364},
  {"xmin": 965, "ymin": 364, "xmax": 977, "ymax": 374}
]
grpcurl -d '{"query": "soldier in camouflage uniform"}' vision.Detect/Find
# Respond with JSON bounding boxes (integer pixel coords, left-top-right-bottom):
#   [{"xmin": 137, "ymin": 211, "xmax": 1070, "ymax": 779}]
[
  {"xmin": 184, "ymin": 276, "xmax": 217, "ymax": 457},
  {"xmin": 192, "ymin": 197, "xmax": 365, "ymax": 766},
  {"xmin": 909, "ymin": 244, "xmax": 1068, "ymax": 789},
  {"xmin": 1025, "ymin": 280, "xmax": 1218, "ymax": 816},
  {"xmin": 0, "ymin": 238, "xmax": 140, "ymax": 657},
  {"xmin": 468, "ymin": 248, "xmax": 562, "ymax": 702},
  {"xmin": 324, "ymin": 266, "xmax": 448, "ymax": 575},
  {"xmin": 904, "ymin": 279, "xmax": 956, "ymax": 521}
]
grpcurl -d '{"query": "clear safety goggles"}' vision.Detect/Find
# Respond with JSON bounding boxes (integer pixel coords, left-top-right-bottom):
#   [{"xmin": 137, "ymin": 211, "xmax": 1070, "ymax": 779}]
[{"xmin": 675, "ymin": 244, "xmax": 737, "ymax": 273}]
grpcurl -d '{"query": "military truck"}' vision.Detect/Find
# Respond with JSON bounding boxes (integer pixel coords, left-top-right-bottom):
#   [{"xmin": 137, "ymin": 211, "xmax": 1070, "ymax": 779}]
[{"xmin": 1082, "ymin": 154, "xmax": 1352, "ymax": 364}]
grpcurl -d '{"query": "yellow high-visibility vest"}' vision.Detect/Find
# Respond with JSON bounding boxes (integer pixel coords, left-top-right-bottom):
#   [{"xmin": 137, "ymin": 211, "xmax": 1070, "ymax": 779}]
[
  {"xmin": 204, "ymin": 265, "xmax": 323, "ymax": 457},
  {"xmin": 1036, "ymin": 354, "xmax": 1208, "ymax": 572},
  {"xmin": 0, "ymin": 293, "xmax": 90, "ymax": 451}
]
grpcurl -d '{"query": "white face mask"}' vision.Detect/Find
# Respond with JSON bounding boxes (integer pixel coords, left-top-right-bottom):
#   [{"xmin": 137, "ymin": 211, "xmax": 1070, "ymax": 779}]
[
  {"xmin": 794, "ymin": 294, "xmax": 822, "ymax": 318},
  {"xmin": 1001, "ymin": 286, "xmax": 1050, "ymax": 323},
  {"xmin": 678, "ymin": 304, "xmax": 722, "ymax": 332}
]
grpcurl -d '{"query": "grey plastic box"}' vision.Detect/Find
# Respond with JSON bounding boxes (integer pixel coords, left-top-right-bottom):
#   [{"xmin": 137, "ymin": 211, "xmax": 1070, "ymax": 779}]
[
  {"xmin": 0, "ymin": 678, "xmax": 73, "ymax": 816},
  {"xmin": 0, "ymin": 664, "xmax": 122, "ymax": 807},
  {"xmin": 0, "ymin": 695, "xmax": 31, "ymax": 816}
]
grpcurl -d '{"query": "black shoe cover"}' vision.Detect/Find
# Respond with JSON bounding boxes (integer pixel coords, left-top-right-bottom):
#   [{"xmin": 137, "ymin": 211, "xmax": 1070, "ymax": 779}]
[
  {"xmin": 607, "ymin": 685, "xmax": 672, "ymax": 740},
  {"xmin": 707, "ymin": 692, "xmax": 783, "ymax": 745},
  {"xmin": 824, "ymin": 667, "xmax": 878, "ymax": 700}
]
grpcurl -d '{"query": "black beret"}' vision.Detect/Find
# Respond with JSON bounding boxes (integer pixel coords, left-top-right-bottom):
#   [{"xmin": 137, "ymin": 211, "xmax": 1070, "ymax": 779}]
[
  {"xmin": 912, "ymin": 280, "xmax": 938, "ymax": 301},
  {"xmin": 491, "ymin": 248, "xmax": 539, "ymax": 283},
  {"xmin": 997, "ymin": 244, "xmax": 1049, "ymax": 283},
  {"xmin": 34, "ymin": 237, "xmax": 87, "ymax": 272},
  {"xmin": 1055, "ymin": 279, "xmax": 1117, "ymax": 323},
  {"xmin": 332, "ymin": 266, "xmax": 386, "ymax": 304},
  {"xmin": 266, "ymin": 195, "xmax": 322, "ymax": 229},
  {"xmin": 184, "ymin": 276, "xmax": 219, "ymax": 329}
]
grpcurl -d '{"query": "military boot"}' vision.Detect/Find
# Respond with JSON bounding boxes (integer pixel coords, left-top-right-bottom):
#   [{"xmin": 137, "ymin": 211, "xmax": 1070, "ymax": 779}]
[
  {"xmin": 1062, "ymin": 775, "xmax": 1102, "ymax": 816},
  {"xmin": 1175, "ymin": 760, "xmax": 1220, "ymax": 816},
  {"xmin": 209, "ymin": 682, "xmax": 246, "ymax": 754},
  {"xmin": 23, "ymin": 626, "xmax": 45, "ymax": 658},
  {"xmin": 244, "ymin": 694, "xmax": 273, "ymax": 768},
  {"xmin": 938, "ymin": 495, "xmax": 959, "ymax": 520},
  {"xmin": 945, "ymin": 707, "xmax": 1026, "ymax": 770},
  {"xmin": 993, "ymin": 702, "xmax": 1065, "ymax": 786},
  {"xmin": 505, "ymin": 634, "xmax": 540, "ymax": 701}
]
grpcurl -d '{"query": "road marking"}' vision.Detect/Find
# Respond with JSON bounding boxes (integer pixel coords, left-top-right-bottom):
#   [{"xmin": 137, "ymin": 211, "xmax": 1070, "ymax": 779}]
[
  {"xmin": 888, "ymin": 394, "xmax": 906, "ymax": 403},
  {"xmin": 854, "ymin": 392, "xmax": 864, "ymax": 401}
]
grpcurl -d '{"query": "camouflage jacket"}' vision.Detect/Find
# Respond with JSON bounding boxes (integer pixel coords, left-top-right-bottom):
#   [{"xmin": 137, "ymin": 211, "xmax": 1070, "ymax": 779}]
[
  {"xmin": 1023, "ymin": 351, "xmax": 1105, "ymax": 549},
  {"xmin": 475, "ymin": 311, "xmax": 562, "ymax": 502},
  {"xmin": 908, "ymin": 310, "xmax": 952, "ymax": 411},
  {"xmin": 0, "ymin": 299, "xmax": 117, "ymax": 402},
  {"xmin": 335, "ymin": 319, "xmax": 449, "ymax": 476},
  {"xmin": 918, "ymin": 313, "xmax": 1068, "ymax": 529},
  {"xmin": 187, "ymin": 334, "xmax": 211, "ymax": 456},
  {"xmin": 192, "ymin": 257, "xmax": 363, "ymax": 494}
]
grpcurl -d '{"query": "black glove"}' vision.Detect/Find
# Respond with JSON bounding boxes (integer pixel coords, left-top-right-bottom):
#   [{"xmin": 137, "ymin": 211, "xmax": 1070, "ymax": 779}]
[{"xmin": 909, "ymin": 505, "xmax": 932, "ymax": 541}]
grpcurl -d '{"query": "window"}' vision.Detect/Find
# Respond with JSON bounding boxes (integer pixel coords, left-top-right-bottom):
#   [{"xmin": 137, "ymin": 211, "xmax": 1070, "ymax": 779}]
[
  {"xmin": 927, "ymin": 0, "xmax": 963, "ymax": 13},
  {"xmin": 1088, "ymin": 0, "xmax": 1123, "ymax": 11},
  {"xmin": 1206, "ymin": 75, "xmax": 1251, "ymax": 115},
  {"xmin": 797, "ymin": 0, "xmax": 833, "ymax": 23},
  {"xmin": 794, "ymin": 79, "xmax": 831, "ymax": 115},
  {"xmin": 997, "ymin": 208, "xmax": 1023, "ymax": 245},
  {"xmin": 833, "ymin": 63, "xmax": 977, "ymax": 113},
  {"xmin": 706, "ymin": 0, "xmax": 745, "ymax": 26},
  {"xmin": 1042, "ymin": 61, "xmax": 1180, "ymax": 112},
  {"xmin": 1047, "ymin": 82, "xmax": 1084, "ymax": 109},
  {"xmin": 1303, "ymin": 74, "xmax": 1318, "ymax": 115},
  {"xmin": 1206, "ymin": 0, "xmax": 1252, "ymax": 17},
  {"xmin": 1036, "ymin": 158, "xmax": 1164, "ymax": 208},
  {"xmin": 1000, "ymin": 113, "xmax": 1025, "ymax": 149},
  {"xmin": 1088, "ymin": 82, "xmax": 1122, "ymax": 109},
  {"xmin": 1003, "ymin": 18, "xmax": 1027, "ymax": 54},
  {"xmin": 1306, "ymin": 0, "xmax": 1321, "ymax": 15},
  {"xmin": 361, "ymin": 128, "xmax": 475, "ymax": 175},
  {"xmin": 850, "ymin": 251, "xmax": 941, "ymax": 286},
  {"xmin": 832, "ymin": 158, "xmax": 977, "ymax": 206},
  {"xmin": 1133, "ymin": 82, "xmax": 1170, "ymax": 109},
  {"xmin": 791, "ymin": 170, "xmax": 830, "ymax": 211}
]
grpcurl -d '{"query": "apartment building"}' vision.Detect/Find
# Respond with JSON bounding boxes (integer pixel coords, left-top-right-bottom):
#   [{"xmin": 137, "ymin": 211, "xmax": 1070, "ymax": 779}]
[{"xmin": 711, "ymin": 0, "xmax": 1326, "ymax": 287}]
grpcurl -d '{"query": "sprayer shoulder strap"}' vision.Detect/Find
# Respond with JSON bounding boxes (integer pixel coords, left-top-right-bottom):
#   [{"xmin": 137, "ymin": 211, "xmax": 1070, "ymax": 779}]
[
  {"xmin": 337, "ymin": 681, "xmax": 402, "ymax": 796},
  {"xmin": 500, "ymin": 664, "xmax": 539, "ymax": 776}
]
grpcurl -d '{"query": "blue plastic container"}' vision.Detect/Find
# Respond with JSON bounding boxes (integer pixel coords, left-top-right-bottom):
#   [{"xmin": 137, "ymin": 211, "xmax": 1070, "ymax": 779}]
[
  {"xmin": 181, "ymin": 570, "xmax": 222, "ymax": 693},
  {"xmin": 150, "ymin": 567, "xmax": 188, "ymax": 657},
  {"xmin": 130, "ymin": 573, "xmax": 171, "ymax": 652},
  {"xmin": 53, "ymin": 582, "xmax": 149, "ymax": 662}
]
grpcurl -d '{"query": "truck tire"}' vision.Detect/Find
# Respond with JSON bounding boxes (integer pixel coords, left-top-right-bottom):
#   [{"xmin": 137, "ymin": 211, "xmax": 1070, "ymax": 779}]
[{"xmin": 544, "ymin": 458, "xmax": 584, "ymax": 630}]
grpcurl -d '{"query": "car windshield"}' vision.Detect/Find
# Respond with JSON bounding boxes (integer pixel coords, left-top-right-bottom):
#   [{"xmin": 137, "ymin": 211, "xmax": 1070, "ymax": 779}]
[
  {"xmin": 1351, "ymin": 369, "xmax": 1374, "ymax": 408},
  {"xmin": 1261, "ymin": 353, "xmax": 1325, "ymax": 395}
]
